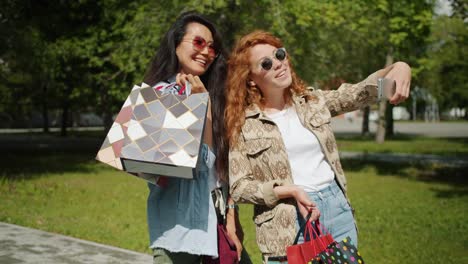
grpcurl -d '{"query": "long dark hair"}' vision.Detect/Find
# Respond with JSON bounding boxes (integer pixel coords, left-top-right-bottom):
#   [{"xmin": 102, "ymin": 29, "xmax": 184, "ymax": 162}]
[{"xmin": 143, "ymin": 11, "xmax": 228, "ymax": 182}]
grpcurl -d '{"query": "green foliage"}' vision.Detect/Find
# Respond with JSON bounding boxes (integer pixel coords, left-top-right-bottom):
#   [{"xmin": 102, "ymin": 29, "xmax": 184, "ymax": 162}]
[
  {"xmin": 416, "ymin": 14, "xmax": 468, "ymax": 109},
  {"xmin": 1, "ymin": 0, "xmax": 464, "ymax": 130}
]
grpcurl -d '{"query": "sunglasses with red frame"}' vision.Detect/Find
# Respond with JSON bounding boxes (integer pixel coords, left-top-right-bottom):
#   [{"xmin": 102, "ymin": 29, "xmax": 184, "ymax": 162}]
[{"xmin": 181, "ymin": 36, "xmax": 218, "ymax": 58}]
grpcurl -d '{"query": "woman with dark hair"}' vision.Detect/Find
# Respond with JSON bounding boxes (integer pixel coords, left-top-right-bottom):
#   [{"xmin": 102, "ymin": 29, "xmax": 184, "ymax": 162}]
[
  {"xmin": 144, "ymin": 11, "xmax": 246, "ymax": 263},
  {"xmin": 225, "ymin": 31, "xmax": 411, "ymax": 263}
]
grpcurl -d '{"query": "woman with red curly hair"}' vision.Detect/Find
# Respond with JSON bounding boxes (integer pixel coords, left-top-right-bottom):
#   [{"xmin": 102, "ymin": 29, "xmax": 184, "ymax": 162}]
[{"xmin": 225, "ymin": 31, "xmax": 411, "ymax": 263}]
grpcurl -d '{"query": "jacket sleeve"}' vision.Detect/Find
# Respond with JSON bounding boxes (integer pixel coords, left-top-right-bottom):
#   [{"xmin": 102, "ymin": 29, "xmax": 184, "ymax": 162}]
[
  {"xmin": 318, "ymin": 69, "xmax": 391, "ymax": 117},
  {"xmin": 228, "ymin": 134, "xmax": 289, "ymax": 208}
]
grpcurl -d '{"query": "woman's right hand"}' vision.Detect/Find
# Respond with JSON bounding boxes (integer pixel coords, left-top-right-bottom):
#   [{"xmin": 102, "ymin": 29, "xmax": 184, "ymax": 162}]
[
  {"xmin": 293, "ymin": 187, "xmax": 321, "ymax": 221},
  {"xmin": 176, "ymin": 73, "xmax": 207, "ymax": 94},
  {"xmin": 274, "ymin": 185, "xmax": 321, "ymax": 221}
]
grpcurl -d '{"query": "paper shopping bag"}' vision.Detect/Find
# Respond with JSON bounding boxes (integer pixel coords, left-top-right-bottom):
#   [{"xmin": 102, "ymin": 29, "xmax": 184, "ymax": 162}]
[
  {"xmin": 310, "ymin": 237, "xmax": 364, "ymax": 264},
  {"xmin": 287, "ymin": 216, "xmax": 334, "ymax": 264},
  {"xmin": 96, "ymin": 82, "xmax": 209, "ymax": 183}
]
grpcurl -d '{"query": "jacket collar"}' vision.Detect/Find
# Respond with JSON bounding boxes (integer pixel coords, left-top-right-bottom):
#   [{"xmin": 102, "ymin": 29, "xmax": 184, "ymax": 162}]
[
  {"xmin": 245, "ymin": 104, "xmax": 262, "ymax": 118},
  {"xmin": 245, "ymin": 92, "xmax": 308, "ymax": 119}
]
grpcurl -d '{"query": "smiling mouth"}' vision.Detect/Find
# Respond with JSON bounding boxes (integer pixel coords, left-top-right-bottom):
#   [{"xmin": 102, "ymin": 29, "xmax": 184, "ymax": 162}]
[
  {"xmin": 194, "ymin": 58, "xmax": 207, "ymax": 66},
  {"xmin": 276, "ymin": 69, "xmax": 286, "ymax": 78}
]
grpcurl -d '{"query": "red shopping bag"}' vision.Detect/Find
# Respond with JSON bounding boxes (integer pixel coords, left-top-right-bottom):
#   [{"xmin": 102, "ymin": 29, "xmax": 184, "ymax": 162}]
[{"xmin": 287, "ymin": 213, "xmax": 334, "ymax": 264}]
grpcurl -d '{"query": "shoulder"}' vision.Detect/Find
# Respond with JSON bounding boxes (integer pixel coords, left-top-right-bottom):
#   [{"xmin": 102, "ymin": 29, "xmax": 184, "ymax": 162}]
[{"xmin": 305, "ymin": 86, "xmax": 323, "ymax": 96}]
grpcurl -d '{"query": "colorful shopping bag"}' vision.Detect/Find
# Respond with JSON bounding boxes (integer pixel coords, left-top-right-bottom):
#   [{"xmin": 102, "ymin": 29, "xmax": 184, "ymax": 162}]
[
  {"xmin": 96, "ymin": 82, "xmax": 209, "ymax": 183},
  {"xmin": 287, "ymin": 214, "xmax": 334, "ymax": 264},
  {"xmin": 309, "ymin": 237, "xmax": 365, "ymax": 264}
]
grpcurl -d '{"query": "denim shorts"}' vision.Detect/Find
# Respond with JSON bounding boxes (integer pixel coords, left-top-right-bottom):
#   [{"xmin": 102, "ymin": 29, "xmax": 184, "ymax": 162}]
[
  {"xmin": 297, "ymin": 180, "xmax": 358, "ymax": 246},
  {"xmin": 147, "ymin": 144, "xmax": 218, "ymax": 257}
]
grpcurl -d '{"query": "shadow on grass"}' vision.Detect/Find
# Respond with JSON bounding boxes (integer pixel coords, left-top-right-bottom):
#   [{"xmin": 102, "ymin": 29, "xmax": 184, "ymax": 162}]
[
  {"xmin": 342, "ymin": 159, "xmax": 468, "ymax": 198},
  {"xmin": 1, "ymin": 134, "xmax": 105, "ymax": 181},
  {"xmin": 2, "ymin": 150, "xmax": 102, "ymax": 181}
]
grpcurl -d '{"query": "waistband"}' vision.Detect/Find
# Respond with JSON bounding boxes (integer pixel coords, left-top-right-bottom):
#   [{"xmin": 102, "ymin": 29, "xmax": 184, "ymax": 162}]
[{"xmin": 306, "ymin": 180, "xmax": 342, "ymax": 199}]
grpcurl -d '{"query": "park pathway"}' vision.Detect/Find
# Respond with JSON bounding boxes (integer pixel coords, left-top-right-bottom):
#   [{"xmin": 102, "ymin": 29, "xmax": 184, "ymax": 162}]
[{"xmin": 0, "ymin": 222, "xmax": 152, "ymax": 264}]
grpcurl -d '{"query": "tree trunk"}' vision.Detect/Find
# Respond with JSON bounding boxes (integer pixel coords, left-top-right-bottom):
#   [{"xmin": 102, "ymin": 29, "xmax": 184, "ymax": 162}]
[
  {"xmin": 361, "ymin": 106, "xmax": 370, "ymax": 136},
  {"xmin": 375, "ymin": 51, "xmax": 394, "ymax": 143},
  {"xmin": 60, "ymin": 85, "xmax": 73, "ymax": 137},
  {"xmin": 103, "ymin": 108, "xmax": 113, "ymax": 132},
  {"xmin": 41, "ymin": 83, "xmax": 50, "ymax": 133},
  {"xmin": 375, "ymin": 99, "xmax": 387, "ymax": 143},
  {"xmin": 385, "ymin": 103, "xmax": 394, "ymax": 137},
  {"xmin": 60, "ymin": 101, "xmax": 69, "ymax": 137}
]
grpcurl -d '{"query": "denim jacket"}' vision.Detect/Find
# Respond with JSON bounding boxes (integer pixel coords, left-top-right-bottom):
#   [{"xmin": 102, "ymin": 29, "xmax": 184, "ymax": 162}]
[{"xmin": 147, "ymin": 143, "xmax": 220, "ymax": 257}]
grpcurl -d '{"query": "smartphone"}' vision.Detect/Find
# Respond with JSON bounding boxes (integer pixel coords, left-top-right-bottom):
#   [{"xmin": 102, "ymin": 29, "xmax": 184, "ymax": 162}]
[
  {"xmin": 378, "ymin": 78, "xmax": 396, "ymax": 100},
  {"xmin": 185, "ymin": 80, "xmax": 192, "ymax": 96}
]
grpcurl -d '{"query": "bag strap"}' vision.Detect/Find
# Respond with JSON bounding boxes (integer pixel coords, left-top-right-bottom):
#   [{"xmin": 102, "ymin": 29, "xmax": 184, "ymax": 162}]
[
  {"xmin": 306, "ymin": 220, "xmax": 329, "ymax": 249},
  {"xmin": 292, "ymin": 212, "xmax": 313, "ymax": 245},
  {"xmin": 292, "ymin": 212, "xmax": 331, "ymax": 247}
]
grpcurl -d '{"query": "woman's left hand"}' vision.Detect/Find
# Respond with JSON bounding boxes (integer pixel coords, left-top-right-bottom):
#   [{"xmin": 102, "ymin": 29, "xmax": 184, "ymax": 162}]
[
  {"xmin": 226, "ymin": 210, "xmax": 243, "ymax": 261},
  {"xmin": 384, "ymin": 61, "xmax": 411, "ymax": 105}
]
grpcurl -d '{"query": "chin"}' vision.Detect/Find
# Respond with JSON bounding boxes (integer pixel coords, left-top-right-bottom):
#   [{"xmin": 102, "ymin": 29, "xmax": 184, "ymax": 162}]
[
  {"xmin": 184, "ymin": 67, "xmax": 206, "ymax": 76},
  {"xmin": 281, "ymin": 78, "xmax": 293, "ymax": 88}
]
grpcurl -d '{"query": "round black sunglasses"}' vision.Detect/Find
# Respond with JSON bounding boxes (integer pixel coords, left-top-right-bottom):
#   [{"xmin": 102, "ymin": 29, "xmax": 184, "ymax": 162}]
[{"xmin": 260, "ymin": 48, "xmax": 287, "ymax": 71}]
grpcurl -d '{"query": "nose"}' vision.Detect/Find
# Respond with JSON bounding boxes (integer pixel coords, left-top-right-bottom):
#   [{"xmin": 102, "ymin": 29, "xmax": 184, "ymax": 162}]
[
  {"xmin": 199, "ymin": 45, "xmax": 210, "ymax": 56},
  {"xmin": 273, "ymin": 57, "xmax": 283, "ymax": 70}
]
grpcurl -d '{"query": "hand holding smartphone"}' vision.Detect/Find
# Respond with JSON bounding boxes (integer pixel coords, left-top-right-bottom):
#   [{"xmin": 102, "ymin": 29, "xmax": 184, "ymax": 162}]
[{"xmin": 378, "ymin": 78, "xmax": 396, "ymax": 101}]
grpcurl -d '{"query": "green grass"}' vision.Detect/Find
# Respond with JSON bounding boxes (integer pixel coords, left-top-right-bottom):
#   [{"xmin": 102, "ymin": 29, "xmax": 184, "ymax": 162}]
[
  {"xmin": 0, "ymin": 152, "xmax": 150, "ymax": 253},
  {"xmin": 336, "ymin": 135, "xmax": 468, "ymax": 156},
  {"xmin": 1, "ymin": 139, "xmax": 467, "ymax": 263},
  {"xmin": 343, "ymin": 160, "xmax": 467, "ymax": 263}
]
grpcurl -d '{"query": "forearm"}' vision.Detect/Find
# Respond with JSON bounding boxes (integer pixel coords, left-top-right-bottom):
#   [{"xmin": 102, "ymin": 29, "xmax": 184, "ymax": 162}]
[
  {"xmin": 230, "ymin": 178, "xmax": 290, "ymax": 207},
  {"xmin": 273, "ymin": 184, "xmax": 300, "ymax": 199},
  {"xmin": 325, "ymin": 62, "xmax": 405, "ymax": 116}
]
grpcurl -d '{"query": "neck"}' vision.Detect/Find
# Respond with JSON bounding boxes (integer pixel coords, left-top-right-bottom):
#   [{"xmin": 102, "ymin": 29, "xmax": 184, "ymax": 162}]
[{"xmin": 263, "ymin": 90, "xmax": 286, "ymax": 113}]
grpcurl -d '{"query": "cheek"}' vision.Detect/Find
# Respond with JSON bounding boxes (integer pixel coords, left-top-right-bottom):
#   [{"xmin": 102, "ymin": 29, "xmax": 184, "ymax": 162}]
[
  {"xmin": 176, "ymin": 45, "xmax": 194, "ymax": 59},
  {"xmin": 175, "ymin": 47, "xmax": 183, "ymax": 61}
]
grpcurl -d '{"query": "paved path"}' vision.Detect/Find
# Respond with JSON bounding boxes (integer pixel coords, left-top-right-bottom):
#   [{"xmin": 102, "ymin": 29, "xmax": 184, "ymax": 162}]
[
  {"xmin": 331, "ymin": 117, "xmax": 468, "ymax": 138},
  {"xmin": 340, "ymin": 151, "xmax": 468, "ymax": 167},
  {"xmin": 0, "ymin": 222, "xmax": 152, "ymax": 264},
  {"xmin": 3, "ymin": 118, "xmax": 468, "ymax": 138}
]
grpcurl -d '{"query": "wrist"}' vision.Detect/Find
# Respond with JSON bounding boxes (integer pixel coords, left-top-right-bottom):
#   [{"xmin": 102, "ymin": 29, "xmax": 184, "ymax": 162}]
[
  {"xmin": 227, "ymin": 203, "xmax": 238, "ymax": 209},
  {"xmin": 291, "ymin": 185, "xmax": 300, "ymax": 198}
]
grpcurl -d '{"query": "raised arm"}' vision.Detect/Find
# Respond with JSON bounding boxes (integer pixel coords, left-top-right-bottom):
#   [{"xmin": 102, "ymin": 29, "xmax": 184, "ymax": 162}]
[{"xmin": 320, "ymin": 61, "xmax": 411, "ymax": 117}]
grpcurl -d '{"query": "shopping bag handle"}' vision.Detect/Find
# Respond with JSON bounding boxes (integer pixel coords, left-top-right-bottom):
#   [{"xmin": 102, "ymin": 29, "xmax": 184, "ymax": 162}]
[
  {"xmin": 292, "ymin": 211, "xmax": 313, "ymax": 245},
  {"xmin": 292, "ymin": 212, "xmax": 330, "ymax": 246},
  {"xmin": 305, "ymin": 220, "xmax": 329, "ymax": 249}
]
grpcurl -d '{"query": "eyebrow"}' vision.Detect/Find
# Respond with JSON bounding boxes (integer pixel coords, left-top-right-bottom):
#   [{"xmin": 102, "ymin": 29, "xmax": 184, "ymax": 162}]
[{"xmin": 190, "ymin": 35, "xmax": 214, "ymax": 44}]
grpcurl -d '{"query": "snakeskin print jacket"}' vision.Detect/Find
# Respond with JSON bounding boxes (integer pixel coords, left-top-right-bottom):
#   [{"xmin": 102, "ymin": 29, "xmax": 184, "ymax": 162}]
[{"xmin": 229, "ymin": 70, "xmax": 386, "ymax": 257}]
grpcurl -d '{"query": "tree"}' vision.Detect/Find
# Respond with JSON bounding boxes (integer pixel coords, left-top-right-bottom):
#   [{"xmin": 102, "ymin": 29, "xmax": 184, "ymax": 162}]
[
  {"xmin": 416, "ymin": 10, "xmax": 467, "ymax": 116},
  {"xmin": 371, "ymin": 0, "xmax": 434, "ymax": 143}
]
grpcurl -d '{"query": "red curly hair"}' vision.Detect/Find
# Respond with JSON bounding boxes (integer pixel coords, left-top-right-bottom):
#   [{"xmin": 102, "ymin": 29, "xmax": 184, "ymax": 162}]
[{"xmin": 225, "ymin": 31, "xmax": 310, "ymax": 147}]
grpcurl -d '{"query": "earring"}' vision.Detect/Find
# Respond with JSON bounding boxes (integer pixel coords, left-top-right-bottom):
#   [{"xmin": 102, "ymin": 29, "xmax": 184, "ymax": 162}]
[{"xmin": 248, "ymin": 81, "xmax": 255, "ymax": 87}]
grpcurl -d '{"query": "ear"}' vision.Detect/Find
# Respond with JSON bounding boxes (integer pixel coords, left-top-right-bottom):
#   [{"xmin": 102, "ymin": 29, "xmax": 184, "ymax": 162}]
[{"xmin": 248, "ymin": 80, "xmax": 256, "ymax": 87}]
